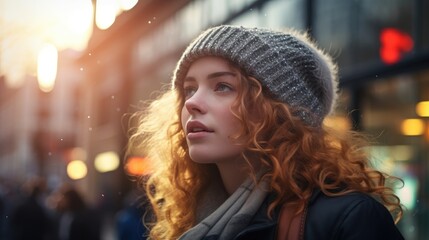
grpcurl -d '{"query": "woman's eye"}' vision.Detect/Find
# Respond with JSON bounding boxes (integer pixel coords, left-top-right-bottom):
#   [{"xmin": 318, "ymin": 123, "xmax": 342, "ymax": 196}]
[
  {"xmin": 183, "ymin": 86, "xmax": 197, "ymax": 99},
  {"xmin": 215, "ymin": 83, "xmax": 233, "ymax": 92}
]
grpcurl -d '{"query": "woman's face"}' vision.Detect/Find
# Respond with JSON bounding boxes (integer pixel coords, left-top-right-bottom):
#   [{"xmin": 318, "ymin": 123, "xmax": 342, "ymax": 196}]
[{"xmin": 180, "ymin": 56, "xmax": 245, "ymax": 164}]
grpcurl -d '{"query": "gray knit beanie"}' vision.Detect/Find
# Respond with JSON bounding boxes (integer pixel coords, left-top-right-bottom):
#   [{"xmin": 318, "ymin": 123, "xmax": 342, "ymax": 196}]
[{"xmin": 173, "ymin": 25, "xmax": 338, "ymax": 127}]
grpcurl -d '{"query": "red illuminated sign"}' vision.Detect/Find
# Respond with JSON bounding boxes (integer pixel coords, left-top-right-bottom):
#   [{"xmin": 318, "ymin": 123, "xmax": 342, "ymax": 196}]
[{"xmin": 380, "ymin": 28, "xmax": 413, "ymax": 64}]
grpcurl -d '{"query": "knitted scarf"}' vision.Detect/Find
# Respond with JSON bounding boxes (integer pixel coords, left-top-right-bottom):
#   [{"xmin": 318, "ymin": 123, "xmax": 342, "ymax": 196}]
[{"xmin": 178, "ymin": 177, "xmax": 269, "ymax": 240}]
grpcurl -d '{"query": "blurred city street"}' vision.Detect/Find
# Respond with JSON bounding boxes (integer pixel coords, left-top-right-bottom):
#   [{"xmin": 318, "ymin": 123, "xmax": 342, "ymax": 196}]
[{"xmin": 1, "ymin": 0, "xmax": 429, "ymax": 239}]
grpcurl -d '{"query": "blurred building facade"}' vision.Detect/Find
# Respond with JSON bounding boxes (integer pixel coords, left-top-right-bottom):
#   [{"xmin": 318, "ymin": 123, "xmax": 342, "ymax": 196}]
[
  {"xmin": 0, "ymin": 49, "xmax": 82, "ymax": 183},
  {"xmin": 0, "ymin": 0, "xmax": 428, "ymax": 239}
]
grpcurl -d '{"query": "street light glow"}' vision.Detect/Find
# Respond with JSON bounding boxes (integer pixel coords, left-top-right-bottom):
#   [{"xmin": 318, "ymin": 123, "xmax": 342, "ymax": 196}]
[
  {"xmin": 416, "ymin": 101, "xmax": 429, "ymax": 117},
  {"xmin": 94, "ymin": 151, "xmax": 120, "ymax": 173},
  {"xmin": 119, "ymin": 0, "xmax": 138, "ymax": 11},
  {"xmin": 67, "ymin": 160, "xmax": 88, "ymax": 180},
  {"xmin": 1, "ymin": 0, "xmax": 138, "ymax": 89},
  {"xmin": 37, "ymin": 43, "xmax": 58, "ymax": 92},
  {"xmin": 401, "ymin": 118, "xmax": 425, "ymax": 136},
  {"xmin": 96, "ymin": 0, "xmax": 119, "ymax": 30},
  {"xmin": 125, "ymin": 156, "xmax": 154, "ymax": 176},
  {"xmin": 1, "ymin": 0, "xmax": 94, "ymax": 88}
]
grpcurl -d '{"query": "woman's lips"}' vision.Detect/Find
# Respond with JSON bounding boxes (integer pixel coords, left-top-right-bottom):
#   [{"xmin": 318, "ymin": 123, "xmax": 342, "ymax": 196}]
[{"xmin": 186, "ymin": 120, "xmax": 214, "ymax": 139}]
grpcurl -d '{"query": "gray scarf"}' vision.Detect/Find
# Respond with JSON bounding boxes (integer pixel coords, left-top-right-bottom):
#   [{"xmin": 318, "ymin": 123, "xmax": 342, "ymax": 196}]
[{"xmin": 178, "ymin": 177, "xmax": 269, "ymax": 240}]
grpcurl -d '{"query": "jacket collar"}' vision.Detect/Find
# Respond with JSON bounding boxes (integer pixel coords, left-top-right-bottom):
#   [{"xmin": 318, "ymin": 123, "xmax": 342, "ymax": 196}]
[{"xmin": 233, "ymin": 193, "xmax": 279, "ymax": 239}]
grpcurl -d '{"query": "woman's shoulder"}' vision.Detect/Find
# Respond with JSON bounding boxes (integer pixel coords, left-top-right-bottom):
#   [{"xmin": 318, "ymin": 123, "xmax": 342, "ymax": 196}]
[
  {"xmin": 309, "ymin": 189, "xmax": 381, "ymax": 209},
  {"xmin": 308, "ymin": 189, "xmax": 395, "ymax": 224},
  {"xmin": 305, "ymin": 190, "xmax": 404, "ymax": 240},
  {"xmin": 307, "ymin": 190, "xmax": 382, "ymax": 226}
]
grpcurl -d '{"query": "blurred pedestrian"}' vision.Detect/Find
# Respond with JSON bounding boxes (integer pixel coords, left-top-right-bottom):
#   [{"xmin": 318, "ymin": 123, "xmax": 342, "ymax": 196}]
[
  {"xmin": 115, "ymin": 189, "xmax": 149, "ymax": 240},
  {"xmin": 54, "ymin": 184, "xmax": 101, "ymax": 240},
  {"xmin": 9, "ymin": 177, "xmax": 50, "ymax": 240},
  {"xmin": 0, "ymin": 181, "xmax": 6, "ymax": 239},
  {"xmin": 128, "ymin": 25, "xmax": 404, "ymax": 239}
]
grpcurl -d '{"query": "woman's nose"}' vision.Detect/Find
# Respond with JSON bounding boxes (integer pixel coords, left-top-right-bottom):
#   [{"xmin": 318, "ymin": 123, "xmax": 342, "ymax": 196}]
[{"xmin": 184, "ymin": 90, "xmax": 207, "ymax": 114}]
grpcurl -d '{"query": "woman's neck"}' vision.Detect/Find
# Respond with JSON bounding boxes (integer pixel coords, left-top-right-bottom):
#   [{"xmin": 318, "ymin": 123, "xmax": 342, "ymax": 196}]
[
  {"xmin": 216, "ymin": 156, "xmax": 259, "ymax": 195},
  {"xmin": 217, "ymin": 163, "xmax": 247, "ymax": 195}
]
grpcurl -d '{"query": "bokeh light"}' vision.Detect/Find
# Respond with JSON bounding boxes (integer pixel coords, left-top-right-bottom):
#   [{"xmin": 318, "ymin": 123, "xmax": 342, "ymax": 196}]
[
  {"xmin": 401, "ymin": 118, "xmax": 425, "ymax": 136},
  {"xmin": 37, "ymin": 43, "xmax": 58, "ymax": 92},
  {"xmin": 416, "ymin": 101, "xmax": 429, "ymax": 117},
  {"xmin": 94, "ymin": 151, "xmax": 120, "ymax": 173},
  {"xmin": 395, "ymin": 175, "xmax": 418, "ymax": 210},
  {"xmin": 95, "ymin": 0, "xmax": 139, "ymax": 30},
  {"xmin": 96, "ymin": 0, "xmax": 119, "ymax": 30},
  {"xmin": 125, "ymin": 156, "xmax": 154, "ymax": 176},
  {"xmin": 119, "ymin": 0, "xmax": 138, "ymax": 11},
  {"xmin": 0, "ymin": 0, "xmax": 94, "ymax": 89},
  {"xmin": 67, "ymin": 160, "xmax": 88, "ymax": 180}
]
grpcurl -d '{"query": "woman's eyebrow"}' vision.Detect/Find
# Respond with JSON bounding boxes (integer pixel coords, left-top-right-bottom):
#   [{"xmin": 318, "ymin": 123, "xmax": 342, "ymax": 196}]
[
  {"xmin": 183, "ymin": 76, "xmax": 196, "ymax": 83},
  {"xmin": 207, "ymin": 71, "xmax": 237, "ymax": 79},
  {"xmin": 183, "ymin": 71, "xmax": 236, "ymax": 83}
]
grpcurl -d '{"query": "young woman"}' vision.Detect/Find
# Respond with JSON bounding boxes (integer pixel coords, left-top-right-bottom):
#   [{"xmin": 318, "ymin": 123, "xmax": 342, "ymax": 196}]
[{"xmin": 127, "ymin": 25, "xmax": 404, "ymax": 240}]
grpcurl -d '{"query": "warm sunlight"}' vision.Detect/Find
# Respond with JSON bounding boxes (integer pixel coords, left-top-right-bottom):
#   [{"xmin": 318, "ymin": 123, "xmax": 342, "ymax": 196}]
[
  {"xmin": 37, "ymin": 43, "xmax": 58, "ymax": 92},
  {"xmin": 119, "ymin": 0, "xmax": 139, "ymax": 11},
  {"xmin": 0, "ymin": 0, "xmax": 94, "ymax": 89},
  {"xmin": 96, "ymin": 0, "xmax": 139, "ymax": 30},
  {"xmin": 1, "ymin": 0, "xmax": 139, "ymax": 90},
  {"xmin": 96, "ymin": 0, "xmax": 119, "ymax": 30}
]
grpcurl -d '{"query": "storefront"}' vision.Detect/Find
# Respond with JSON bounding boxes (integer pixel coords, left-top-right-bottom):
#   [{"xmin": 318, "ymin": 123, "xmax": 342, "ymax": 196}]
[{"xmin": 313, "ymin": 1, "xmax": 428, "ymax": 238}]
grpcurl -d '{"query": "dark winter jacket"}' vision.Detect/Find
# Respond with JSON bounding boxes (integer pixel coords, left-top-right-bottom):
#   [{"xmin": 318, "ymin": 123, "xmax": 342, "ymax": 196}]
[{"xmin": 233, "ymin": 190, "xmax": 404, "ymax": 240}]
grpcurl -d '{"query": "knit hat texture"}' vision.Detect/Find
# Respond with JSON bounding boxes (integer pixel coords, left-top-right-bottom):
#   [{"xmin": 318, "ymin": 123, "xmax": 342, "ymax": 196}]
[{"xmin": 173, "ymin": 25, "xmax": 338, "ymax": 127}]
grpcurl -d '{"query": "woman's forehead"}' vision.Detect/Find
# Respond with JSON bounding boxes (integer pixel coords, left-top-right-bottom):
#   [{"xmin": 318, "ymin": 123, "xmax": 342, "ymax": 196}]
[{"xmin": 186, "ymin": 57, "xmax": 237, "ymax": 74}]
